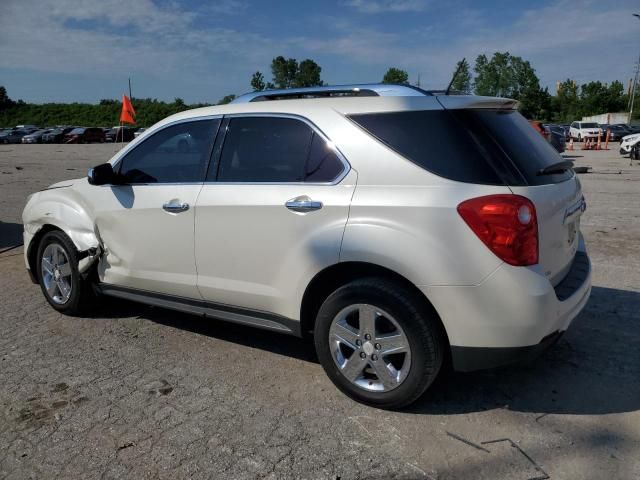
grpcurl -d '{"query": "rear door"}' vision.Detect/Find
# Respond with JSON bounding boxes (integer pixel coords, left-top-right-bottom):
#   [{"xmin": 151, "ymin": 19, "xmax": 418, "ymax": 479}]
[{"xmin": 194, "ymin": 115, "xmax": 355, "ymax": 320}]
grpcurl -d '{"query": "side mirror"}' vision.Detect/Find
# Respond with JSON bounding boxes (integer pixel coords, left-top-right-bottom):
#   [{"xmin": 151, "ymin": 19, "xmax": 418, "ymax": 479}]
[{"xmin": 88, "ymin": 163, "xmax": 116, "ymax": 185}]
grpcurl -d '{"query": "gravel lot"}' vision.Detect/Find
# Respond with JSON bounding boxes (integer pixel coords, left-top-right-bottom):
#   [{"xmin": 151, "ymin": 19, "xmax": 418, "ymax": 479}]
[{"xmin": 0, "ymin": 144, "xmax": 639, "ymax": 480}]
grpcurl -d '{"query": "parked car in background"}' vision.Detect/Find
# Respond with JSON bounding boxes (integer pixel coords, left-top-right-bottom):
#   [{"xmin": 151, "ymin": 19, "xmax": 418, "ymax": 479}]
[
  {"xmin": 22, "ymin": 129, "xmax": 53, "ymax": 144},
  {"xmin": 599, "ymin": 124, "xmax": 628, "ymax": 142},
  {"xmin": 64, "ymin": 127, "xmax": 105, "ymax": 144},
  {"xmin": 23, "ymin": 84, "xmax": 591, "ymax": 408},
  {"xmin": 530, "ymin": 121, "xmax": 565, "ymax": 153},
  {"xmin": 105, "ymin": 126, "xmax": 136, "ymax": 143},
  {"xmin": 134, "ymin": 127, "xmax": 146, "ymax": 138},
  {"xmin": 43, "ymin": 127, "xmax": 75, "ymax": 143},
  {"xmin": 619, "ymin": 132, "xmax": 640, "ymax": 155},
  {"xmin": 569, "ymin": 121, "xmax": 601, "ymax": 141},
  {"xmin": 1, "ymin": 129, "xmax": 34, "ymax": 144}
]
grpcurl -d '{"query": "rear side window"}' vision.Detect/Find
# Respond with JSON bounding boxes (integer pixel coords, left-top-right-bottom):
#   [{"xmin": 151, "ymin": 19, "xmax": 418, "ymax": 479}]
[
  {"xmin": 349, "ymin": 110, "xmax": 503, "ymax": 184},
  {"xmin": 452, "ymin": 109, "xmax": 572, "ymax": 185},
  {"xmin": 118, "ymin": 119, "xmax": 219, "ymax": 184},
  {"xmin": 351, "ymin": 109, "xmax": 571, "ymax": 186},
  {"xmin": 215, "ymin": 116, "xmax": 345, "ymax": 183}
]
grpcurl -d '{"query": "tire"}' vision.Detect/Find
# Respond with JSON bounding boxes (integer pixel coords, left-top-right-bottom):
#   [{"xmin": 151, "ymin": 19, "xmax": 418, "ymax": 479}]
[
  {"xmin": 36, "ymin": 230, "xmax": 97, "ymax": 315},
  {"xmin": 314, "ymin": 278, "xmax": 445, "ymax": 409}
]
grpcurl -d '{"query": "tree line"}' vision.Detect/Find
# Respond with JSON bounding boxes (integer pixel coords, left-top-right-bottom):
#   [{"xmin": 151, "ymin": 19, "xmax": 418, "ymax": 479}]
[{"xmin": 1, "ymin": 52, "xmax": 637, "ymax": 128}]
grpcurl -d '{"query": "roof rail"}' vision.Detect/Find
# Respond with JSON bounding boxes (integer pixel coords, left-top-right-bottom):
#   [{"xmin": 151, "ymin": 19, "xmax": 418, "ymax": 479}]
[{"xmin": 231, "ymin": 83, "xmax": 432, "ymax": 103}]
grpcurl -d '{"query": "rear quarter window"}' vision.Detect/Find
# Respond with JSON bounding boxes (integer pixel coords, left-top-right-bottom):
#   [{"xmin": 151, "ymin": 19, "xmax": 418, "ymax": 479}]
[
  {"xmin": 348, "ymin": 110, "xmax": 504, "ymax": 185},
  {"xmin": 350, "ymin": 109, "xmax": 572, "ymax": 186}
]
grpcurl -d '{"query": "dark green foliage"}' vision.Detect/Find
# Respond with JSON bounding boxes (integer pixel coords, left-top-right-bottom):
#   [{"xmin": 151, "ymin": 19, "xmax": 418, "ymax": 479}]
[
  {"xmin": 269, "ymin": 56, "xmax": 323, "ymax": 89},
  {"xmin": 450, "ymin": 59, "xmax": 472, "ymax": 94},
  {"xmin": 0, "ymin": 89, "xmax": 213, "ymax": 128},
  {"xmin": 250, "ymin": 71, "xmax": 266, "ymax": 91},
  {"xmin": 216, "ymin": 94, "xmax": 236, "ymax": 105},
  {"xmin": 382, "ymin": 67, "xmax": 409, "ymax": 84}
]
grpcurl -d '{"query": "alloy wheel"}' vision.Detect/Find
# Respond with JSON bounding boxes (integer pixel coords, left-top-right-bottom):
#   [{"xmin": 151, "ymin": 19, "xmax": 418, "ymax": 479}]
[
  {"xmin": 41, "ymin": 243, "xmax": 73, "ymax": 304},
  {"xmin": 329, "ymin": 304, "xmax": 411, "ymax": 392}
]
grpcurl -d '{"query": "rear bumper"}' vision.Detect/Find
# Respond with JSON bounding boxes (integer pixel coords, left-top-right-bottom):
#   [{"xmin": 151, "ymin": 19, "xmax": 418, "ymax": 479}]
[
  {"xmin": 451, "ymin": 331, "xmax": 563, "ymax": 372},
  {"xmin": 422, "ymin": 236, "xmax": 591, "ymax": 371}
]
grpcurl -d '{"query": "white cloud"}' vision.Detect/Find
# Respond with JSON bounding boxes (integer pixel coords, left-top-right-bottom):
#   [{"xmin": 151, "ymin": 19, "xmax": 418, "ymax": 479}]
[{"xmin": 342, "ymin": 0, "xmax": 428, "ymax": 14}]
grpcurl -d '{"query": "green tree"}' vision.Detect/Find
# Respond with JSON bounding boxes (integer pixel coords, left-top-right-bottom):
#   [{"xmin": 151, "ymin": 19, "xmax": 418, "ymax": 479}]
[
  {"xmin": 382, "ymin": 67, "xmax": 409, "ymax": 84},
  {"xmin": 473, "ymin": 52, "xmax": 548, "ymax": 118},
  {"xmin": 0, "ymin": 86, "xmax": 14, "ymax": 110},
  {"xmin": 217, "ymin": 94, "xmax": 236, "ymax": 105},
  {"xmin": 271, "ymin": 56, "xmax": 299, "ymax": 89},
  {"xmin": 449, "ymin": 59, "xmax": 472, "ymax": 94},
  {"xmin": 293, "ymin": 59, "xmax": 323, "ymax": 88},
  {"xmin": 251, "ymin": 71, "xmax": 266, "ymax": 91},
  {"xmin": 554, "ymin": 79, "xmax": 580, "ymax": 122},
  {"xmin": 268, "ymin": 56, "xmax": 323, "ymax": 89}
]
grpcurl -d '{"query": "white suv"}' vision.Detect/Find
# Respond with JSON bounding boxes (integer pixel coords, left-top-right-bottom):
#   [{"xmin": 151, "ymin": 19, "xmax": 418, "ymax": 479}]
[
  {"xmin": 22, "ymin": 85, "xmax": 591, "ymax": 408},
  {"xmin": 569, "ymin": 121, "xmax": 602, "ymax": 141}
]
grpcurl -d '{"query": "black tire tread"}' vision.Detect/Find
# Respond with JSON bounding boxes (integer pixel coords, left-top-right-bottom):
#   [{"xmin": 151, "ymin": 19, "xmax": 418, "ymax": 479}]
[
  {"xmin": 314, "ymin": 276, "xmax": 445, "ymax": 409},
  {"xmin": 36, "ymin": 230, "xmax": 97, "ymax": 316}
]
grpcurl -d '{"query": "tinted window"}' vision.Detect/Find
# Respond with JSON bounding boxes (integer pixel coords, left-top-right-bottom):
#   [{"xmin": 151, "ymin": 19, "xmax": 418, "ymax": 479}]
[
  {"xmin": 349, "ymin": 110, "xmax": 503, "ymax": 184},
  {"xmin": 581, "ymin": 122, "xmax": 598, "ymax": 128},
  {"xmin": 118, "ymin": 119, "xmax": 219, "ymax": 184},
  {"xmin": 452, "ymin": 109, "xmax": 572, "ymax": 185},
  {"xmin": 215, "ymin": 117, "xmax": 344, "ymax": 183},
  {"xmin": 305, "ymin": 132, "xmax": 344, "ymax": 182}
]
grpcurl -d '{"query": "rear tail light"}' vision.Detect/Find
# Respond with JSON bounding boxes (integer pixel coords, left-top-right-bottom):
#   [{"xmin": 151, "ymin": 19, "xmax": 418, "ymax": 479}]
[{"xmin": 457, "ymin": 194, "xmax": 538, "ymax": 266}]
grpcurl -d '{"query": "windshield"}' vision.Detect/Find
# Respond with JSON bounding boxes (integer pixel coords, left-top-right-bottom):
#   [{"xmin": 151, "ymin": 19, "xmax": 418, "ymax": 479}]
[{"xmin": 581, "ymin": 123, "xmax": 598, "ymax": 128}]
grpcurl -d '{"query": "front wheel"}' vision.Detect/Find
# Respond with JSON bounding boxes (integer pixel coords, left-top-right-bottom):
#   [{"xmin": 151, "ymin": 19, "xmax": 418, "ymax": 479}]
[
  {"xmin": 36, "ymin": 230, "xmax": 97, "ymax": 315},
  {"xmin": 314, "ymin": 278, "xmax": 445, "ymax": 409}
]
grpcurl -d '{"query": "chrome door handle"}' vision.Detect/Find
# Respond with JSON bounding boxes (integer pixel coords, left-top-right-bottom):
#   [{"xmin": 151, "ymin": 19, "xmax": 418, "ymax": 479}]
[
  {"xmin": 162, "ymin": 201, "xmax": 189, "ymax": 213},
  {"xmin": 285, "ymin": 196, "xmax": 323, "ymax": 213}
]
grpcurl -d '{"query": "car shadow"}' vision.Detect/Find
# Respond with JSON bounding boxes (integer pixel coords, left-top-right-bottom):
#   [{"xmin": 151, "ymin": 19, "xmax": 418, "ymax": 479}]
[
  {"xmin": 87, "ymin": 298, "xmax": 318, "ymax": 363},
  {"xmin": 90, "ymin": 285, "xmax": 639, "ymax": 416},
  {"xmin": 0, "ymin": 221, "xmax": 23, "ymax": 249},
  {"xmin": 407, "ymin": 285, "xmax": 640, "ymax": 416}
]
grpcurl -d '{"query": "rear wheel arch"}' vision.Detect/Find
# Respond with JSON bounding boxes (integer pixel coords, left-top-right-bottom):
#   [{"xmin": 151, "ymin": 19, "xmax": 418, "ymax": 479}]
[{"xmin": 300, "ymin": 261, "xmax": 450, "ymax": 348}]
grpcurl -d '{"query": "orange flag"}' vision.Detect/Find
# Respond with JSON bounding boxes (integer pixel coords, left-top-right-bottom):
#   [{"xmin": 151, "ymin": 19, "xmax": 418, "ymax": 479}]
[{"xmin": 120, "ymin": 94, "xmax": 136, "ymax": 124}]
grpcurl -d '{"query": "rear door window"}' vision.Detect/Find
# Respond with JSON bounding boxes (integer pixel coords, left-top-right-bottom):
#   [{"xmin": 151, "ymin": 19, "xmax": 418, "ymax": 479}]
[{"xmin": 214, "ymin": 116, "xmax": 345, "ymax": 183}]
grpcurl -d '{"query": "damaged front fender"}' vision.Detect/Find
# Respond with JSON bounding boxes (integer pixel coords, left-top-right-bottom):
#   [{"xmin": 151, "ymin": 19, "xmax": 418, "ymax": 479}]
[{"xmin": 22, "ymin": 185, "xmax": 102, "ymax": 276}]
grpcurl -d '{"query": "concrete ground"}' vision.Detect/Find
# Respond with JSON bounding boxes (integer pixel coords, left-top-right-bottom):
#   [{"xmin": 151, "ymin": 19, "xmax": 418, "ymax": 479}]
[{"xmin": 0, "ymin": 144, "xmax": 638, "ymax": 480}]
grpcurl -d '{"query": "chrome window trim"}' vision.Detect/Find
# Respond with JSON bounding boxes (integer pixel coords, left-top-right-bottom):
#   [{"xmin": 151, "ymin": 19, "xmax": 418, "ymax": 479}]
[
  {"xmin": 109, "ymin": 115, "xmax": 223, "ymax": 177},
  {"xmin": 207, "ymin": 112, "xmax": 351, "ymax": 186}
]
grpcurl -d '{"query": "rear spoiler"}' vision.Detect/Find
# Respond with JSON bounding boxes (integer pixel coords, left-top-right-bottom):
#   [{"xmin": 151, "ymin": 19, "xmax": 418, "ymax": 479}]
[{"xmin": 437, "ymin": 95, "xmax": 518, "ymax": 110}]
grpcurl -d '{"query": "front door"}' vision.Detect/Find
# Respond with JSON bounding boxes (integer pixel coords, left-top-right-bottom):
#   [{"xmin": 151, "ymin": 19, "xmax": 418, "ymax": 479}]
[{"xmin": 85, "ymin": 118, "xmax": 220, "ymax": 299}]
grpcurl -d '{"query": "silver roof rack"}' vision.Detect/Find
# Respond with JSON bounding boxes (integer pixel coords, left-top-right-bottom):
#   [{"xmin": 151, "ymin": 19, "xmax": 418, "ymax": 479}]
[{"xmin": 231, "ymin": 83, "xmax": 433, "ymax": 103}]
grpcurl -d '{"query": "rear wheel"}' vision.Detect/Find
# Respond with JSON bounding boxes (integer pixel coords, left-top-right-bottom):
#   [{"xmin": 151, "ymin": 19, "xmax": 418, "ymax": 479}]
[
  {"xmin": 36, "ymin": 231, "xmax": 97, "ymax": 315},
  {"xmin": 314, "ymin": 278, "xmax": 444, "ymax": 409}
]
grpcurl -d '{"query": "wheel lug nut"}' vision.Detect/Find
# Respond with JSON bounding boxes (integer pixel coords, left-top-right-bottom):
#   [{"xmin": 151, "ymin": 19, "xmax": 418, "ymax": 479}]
[
  {"xmin": 360, "ymin": 352, "xmax": 366, "ymax": 359},
  {"xmin": 375, "ymin": 343, "xmax": 381, "ymax": 350},
  {"xmin": 371, "ymin": 354, "xmax": 378, "ymax": 361},
  {"xmin": 364, "ymin": 334, "xmax": 371, "ymax": 340},
  {"xmin": 355, "ymin": 339, "xmax": 362, "ymax": 347}
]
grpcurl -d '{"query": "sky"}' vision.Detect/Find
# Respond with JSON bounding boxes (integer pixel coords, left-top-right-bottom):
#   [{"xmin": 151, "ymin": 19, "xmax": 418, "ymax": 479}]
[{"xmin": 1, "ymin": 0, "xmax": 639, "ymax": 104}]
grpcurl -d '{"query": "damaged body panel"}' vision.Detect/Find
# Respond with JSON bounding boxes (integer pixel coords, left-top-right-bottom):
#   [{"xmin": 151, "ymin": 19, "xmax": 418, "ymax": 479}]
[
  {"xmin": 23, "ymin": 180, "xmax": 102, "ymax": 280},
  {"xmin": 23, "ymin": 177, "xmax": 202, "ymax": 298}
]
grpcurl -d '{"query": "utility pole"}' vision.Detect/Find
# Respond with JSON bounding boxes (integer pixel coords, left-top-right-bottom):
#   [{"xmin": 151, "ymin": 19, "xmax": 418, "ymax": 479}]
[{"xmin": 630, "ymin": 14, "xmax": 640, "ymax": 124}]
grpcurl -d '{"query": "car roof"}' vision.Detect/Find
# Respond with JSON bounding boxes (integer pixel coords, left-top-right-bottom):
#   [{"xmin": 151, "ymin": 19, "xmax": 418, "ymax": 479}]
[{"xmin": 152, "ymin": 86, "xmax": 516, "ymax": 130}]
